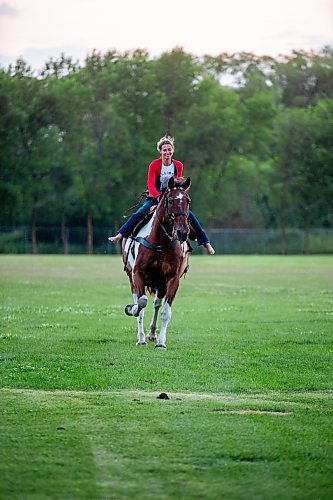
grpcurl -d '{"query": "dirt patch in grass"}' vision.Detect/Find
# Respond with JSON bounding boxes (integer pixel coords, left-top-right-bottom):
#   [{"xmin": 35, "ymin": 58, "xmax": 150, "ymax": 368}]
[{"xmin": 212, "ymin": 408, "xmax": 290, "ymax": 415}]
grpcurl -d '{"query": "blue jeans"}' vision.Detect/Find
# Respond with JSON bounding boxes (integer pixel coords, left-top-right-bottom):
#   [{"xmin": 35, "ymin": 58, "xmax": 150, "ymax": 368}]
[
  {"xmin": 118, "ymin": 198, "xmax": 209, "ymax": 245},
  {"xmin": 118, "ymin": 199, "xmax": 156, "ymax": 238}
]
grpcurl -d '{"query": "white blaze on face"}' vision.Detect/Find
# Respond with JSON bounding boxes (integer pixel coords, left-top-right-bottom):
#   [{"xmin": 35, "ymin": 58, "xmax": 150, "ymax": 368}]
[{"xmin": 175, "ymin": 193, "xmax": 184, "ymax": 200}]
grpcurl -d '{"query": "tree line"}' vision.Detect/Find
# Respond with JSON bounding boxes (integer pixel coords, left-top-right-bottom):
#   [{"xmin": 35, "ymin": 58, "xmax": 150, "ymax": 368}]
[{"xmin": 1, "ymin": 46, "xmax": 332, "ymax": 253}]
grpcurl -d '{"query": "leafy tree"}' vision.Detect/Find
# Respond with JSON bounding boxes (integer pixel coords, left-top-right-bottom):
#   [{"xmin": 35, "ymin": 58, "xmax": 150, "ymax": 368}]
[
  {"xmin": 0, "ymin": 70, "xmax": 25, "ymax": 224},
  {"xmin": 0, "ymin": 60, "xmax": 50, "ymax": 236},
  {"xmin": 217, "ymin": 155, "xmax": 274, "ymax": 228},
  {"xmin": 239, "ymin": 91, "xmax": 278, "ymax": 159},
  {"xmin": 68, "ymin": 51, "xmax": 134, "ymax": 253},
  {"xmin": 154, "ymin": 48, "xmax": 201, "ymax": 134},
  {"xmin": 271, "ymin": 100, "xmax": 333, "ymax": 253},
  {"xmin": 178, "ymin": 76, "xmax": 242, "ymax": 224},
  {"xmin": 202, "ymin": 52, "xmax": 277, "ymax": 93},
  {"xmin": 275, "ymin": 48, "xmax": 333, "ymax": 107},
  {"xmin": 23, "ymin": 125, "xmax": 65, "ymax": 253}
]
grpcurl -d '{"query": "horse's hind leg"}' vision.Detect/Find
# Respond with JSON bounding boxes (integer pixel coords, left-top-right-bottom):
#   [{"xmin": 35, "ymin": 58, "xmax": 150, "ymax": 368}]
[
  {"xmin": 146, "ymin": 294, "xmax": 162, "ymax": 343},
  {"xmin": 156, "ymin": 302, "xmax": 171, "ymax": 349},
  {"xmin": 155, "ymin": 278, "xmax": 179, "ymax": 349},
  {"xmin": 136, "ymin": 307, "xmax": 146, "ymax": 345}
]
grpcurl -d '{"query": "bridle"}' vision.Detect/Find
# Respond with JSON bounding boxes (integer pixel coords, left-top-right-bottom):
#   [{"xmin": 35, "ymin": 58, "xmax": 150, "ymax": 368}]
[
  {"xmin": 157, "ymin": 186, "xmax": 191, "ymax": 241},
  {"xmin": 164, "ymin": 186, "xmax": 191, "ymax": 221}
]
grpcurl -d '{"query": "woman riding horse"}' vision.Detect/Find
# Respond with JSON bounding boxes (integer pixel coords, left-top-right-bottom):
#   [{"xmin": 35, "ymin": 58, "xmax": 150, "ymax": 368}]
[
  {"xmin": 123, "ymin": 175, "xmax": 193, "ymax": 348},
  {"xmin": 109, "ymin": 135, "xmax": 215, "ymax": 255}
]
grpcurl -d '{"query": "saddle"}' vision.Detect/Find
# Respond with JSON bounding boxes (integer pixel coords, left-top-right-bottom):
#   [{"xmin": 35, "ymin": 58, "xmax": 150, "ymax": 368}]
[{"xmin": 131, "ymin": 208, "xmax": 156, "ymax": 238}]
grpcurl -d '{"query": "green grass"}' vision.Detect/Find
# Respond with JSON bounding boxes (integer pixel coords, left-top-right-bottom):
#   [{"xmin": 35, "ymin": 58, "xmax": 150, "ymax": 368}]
[{"xmin": 1, "ymin": 255, "xmax": 332, "ymax": 499}]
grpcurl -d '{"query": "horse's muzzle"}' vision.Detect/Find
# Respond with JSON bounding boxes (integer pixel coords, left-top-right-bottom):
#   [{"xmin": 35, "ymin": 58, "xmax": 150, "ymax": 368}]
[{"xmin": 176, "ymin": 229, "xmax": 188, "ymax": 243}]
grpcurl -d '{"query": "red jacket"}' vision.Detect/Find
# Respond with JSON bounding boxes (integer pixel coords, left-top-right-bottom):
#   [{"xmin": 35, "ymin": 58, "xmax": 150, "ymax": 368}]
[{"xmin": 147, "ymin": 158, "xmax": 184, "ymax": 198}]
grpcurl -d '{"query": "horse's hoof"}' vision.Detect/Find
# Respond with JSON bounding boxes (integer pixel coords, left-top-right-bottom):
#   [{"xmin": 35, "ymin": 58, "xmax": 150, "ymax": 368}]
[
  {"xmin": 155, "ymin": 344, "xmax": 166, "ymax": 350},
  {"xmin": 136, "ymin": 341, "xmax": 147, "ymax": 346},
  {"xmin": 124, "ymin": 305, "xmax": 132, "ymax": 316}
]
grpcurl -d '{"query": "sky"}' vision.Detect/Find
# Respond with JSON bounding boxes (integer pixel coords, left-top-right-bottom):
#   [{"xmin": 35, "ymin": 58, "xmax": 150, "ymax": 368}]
[{"xmin": 0, "ymin": 0, "xmax": 332, "ymax": 69}]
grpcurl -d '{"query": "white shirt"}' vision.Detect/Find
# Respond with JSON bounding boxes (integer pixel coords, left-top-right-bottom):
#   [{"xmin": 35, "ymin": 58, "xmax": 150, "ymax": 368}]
[{"xmin": 160, "ymin": 162, "xmax": 175, "ymax": 189}]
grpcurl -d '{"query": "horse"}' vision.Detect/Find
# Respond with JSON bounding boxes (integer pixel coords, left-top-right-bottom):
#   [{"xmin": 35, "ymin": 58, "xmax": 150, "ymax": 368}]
[{"xmin": 122, "ymin": 176, "xmax": 192, "ymax": 349}]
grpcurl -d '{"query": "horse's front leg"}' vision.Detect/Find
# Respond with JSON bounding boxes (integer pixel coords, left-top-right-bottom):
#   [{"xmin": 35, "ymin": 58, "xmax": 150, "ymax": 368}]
[
  {"xmin": 124, "ymin": 294, "xmax": 147, "ymax": 317},
  {"xmin": 125, "ymin": 292, "xmax": 146, "ymax": 345},
  {"xmin": 146, "ymin": 293, "xmax": 163, "ymax": 343},
  {"xmin": 124, "ymin": 271, "xmax": 148, "ymax": 346},
  {"xmin": 124, "ymin": 271, "xmax": 147, "ymax": 318},
  {"xmin": 128, "ymin": 293, "xmax": 146, "ymax": 345}
]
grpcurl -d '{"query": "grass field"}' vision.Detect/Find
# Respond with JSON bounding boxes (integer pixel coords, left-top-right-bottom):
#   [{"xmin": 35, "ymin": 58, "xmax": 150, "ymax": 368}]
[{"xmin": 1, "ymin": 254, "xmax": 332, "ymax": 499}]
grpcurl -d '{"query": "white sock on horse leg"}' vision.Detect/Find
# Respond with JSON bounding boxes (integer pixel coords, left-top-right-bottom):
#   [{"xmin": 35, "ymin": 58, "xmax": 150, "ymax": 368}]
[{"xmin": 157, "ymin": 302, "xmax": 172, "ymax": 347}]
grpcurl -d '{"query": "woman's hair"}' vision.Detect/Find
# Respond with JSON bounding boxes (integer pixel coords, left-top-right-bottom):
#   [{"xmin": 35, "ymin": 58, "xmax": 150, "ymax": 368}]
[{"xmin": 157, "ymin": 135, "xmax": 175, "ymax": 152}]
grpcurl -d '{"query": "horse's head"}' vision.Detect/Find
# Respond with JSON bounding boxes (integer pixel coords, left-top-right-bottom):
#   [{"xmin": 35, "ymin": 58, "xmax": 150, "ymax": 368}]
[{"xmin": 162, "ymin": 176, "xmax": 191, "ymax": 243}]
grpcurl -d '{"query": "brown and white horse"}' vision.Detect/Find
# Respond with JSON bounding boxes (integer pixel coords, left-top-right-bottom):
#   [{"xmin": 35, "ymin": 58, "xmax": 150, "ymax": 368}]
[{"xmin": 122, "ymin": 176, "xmax": 192, "ymax": 349}]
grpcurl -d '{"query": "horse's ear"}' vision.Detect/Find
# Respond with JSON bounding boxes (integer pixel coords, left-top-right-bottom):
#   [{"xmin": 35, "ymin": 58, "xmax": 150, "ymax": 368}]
[
  {"xmin": 168, "ymin": 176, "xmax": 175, "ymax": 189},
  {"xmin": 183, "ymin": 176, "xmax": 191, "ymax": 191}
]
